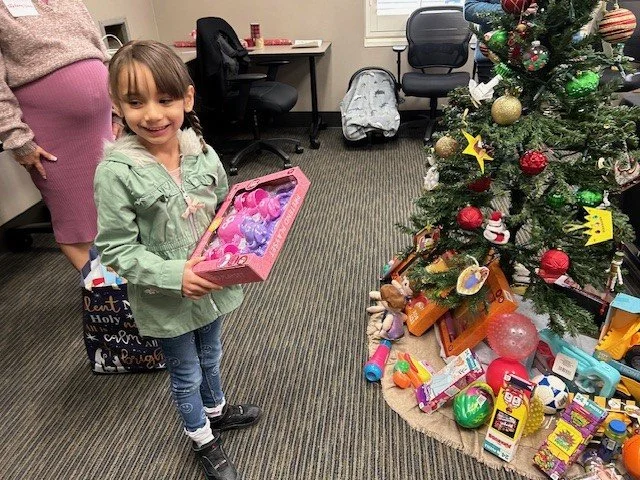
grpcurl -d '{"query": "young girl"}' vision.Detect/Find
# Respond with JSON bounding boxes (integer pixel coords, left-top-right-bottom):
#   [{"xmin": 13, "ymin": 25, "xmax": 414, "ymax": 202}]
[{"xmin": 94, "ymin": 40, "xmax": 261, "ymax": 480}]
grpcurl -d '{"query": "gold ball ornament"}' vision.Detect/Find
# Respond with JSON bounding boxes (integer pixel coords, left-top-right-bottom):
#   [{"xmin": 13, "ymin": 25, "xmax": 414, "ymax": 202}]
[
  {"xmin": 435, "ymin": 136, "xmax": 459, "ymax": 158},
  {"xmin": 491, "ymin": 93, "xmax": 522, "ymax": 125}
]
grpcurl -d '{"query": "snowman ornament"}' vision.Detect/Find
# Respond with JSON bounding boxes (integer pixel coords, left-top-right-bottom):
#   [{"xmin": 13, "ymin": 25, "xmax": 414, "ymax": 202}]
[{"xmin": 483, "ymin": 211, "xmax": 511, "ymax": 245}]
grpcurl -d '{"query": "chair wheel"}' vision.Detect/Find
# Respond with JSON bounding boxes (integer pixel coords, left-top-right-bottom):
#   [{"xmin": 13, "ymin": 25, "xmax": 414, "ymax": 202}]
[
  {"xmin": 283, "ymin": 161, "xmax": 292, "ymax": 169},
  {"xmin": 310, "ymin": 139, "xmax": 320, "ymax": 149},
  {"xmin": 6, "ymin": 232, "xmax": 33, "ymax": 252},
  {"xmin": 229, "ymin": 166, "xmax": 238, "ymax": 176},
  {"xmin": 295, "ymin": 145, "xmax": 304, "ymax": 154}
]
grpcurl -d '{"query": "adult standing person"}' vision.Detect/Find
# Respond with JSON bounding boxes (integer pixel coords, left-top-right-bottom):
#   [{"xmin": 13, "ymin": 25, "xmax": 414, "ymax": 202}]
[
  {"xmin": 0, "ymin": 0, "xmax": 114, "ymax": 270},
  {"xmin": 464, "ymin": 0, "xmax": 538, "ymax": 83}
]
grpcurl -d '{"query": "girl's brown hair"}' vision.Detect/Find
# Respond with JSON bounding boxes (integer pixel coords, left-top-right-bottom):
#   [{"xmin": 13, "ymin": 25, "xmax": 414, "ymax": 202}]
[{"xmin": 109, "ymin": 40, "xmax": 207, "ymax": 153}]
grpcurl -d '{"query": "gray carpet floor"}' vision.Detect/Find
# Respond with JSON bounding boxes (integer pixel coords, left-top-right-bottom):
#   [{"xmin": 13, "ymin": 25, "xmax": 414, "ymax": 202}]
[{"xmin": 0, "ymin": 127, "xmax": 527, "ymax": 479}]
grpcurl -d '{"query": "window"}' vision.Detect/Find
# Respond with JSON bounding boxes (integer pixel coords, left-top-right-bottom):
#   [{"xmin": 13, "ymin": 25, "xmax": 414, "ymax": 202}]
[{"xmin": 365, "ymin": 0, "xmax": 464, "ymax": 47}]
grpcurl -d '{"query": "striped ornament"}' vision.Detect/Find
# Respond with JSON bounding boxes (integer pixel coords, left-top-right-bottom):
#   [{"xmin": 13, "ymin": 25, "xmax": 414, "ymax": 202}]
[{"xmin": 598, "ymin": 7, "xmax": 637, "ymax": 44}]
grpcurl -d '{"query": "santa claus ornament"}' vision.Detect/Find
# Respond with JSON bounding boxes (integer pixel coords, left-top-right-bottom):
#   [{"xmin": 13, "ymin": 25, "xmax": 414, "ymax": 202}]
[
  {"xmin": 457, "ymin": 206, "xmax": 484, "ymax": 230},
  {"xmin": 520, "ymin": 150, "xmax": 548, "ymax": 175},
  {"xmin": 483, "ymin": 211, "xmax": 511, "ymax": 245}
]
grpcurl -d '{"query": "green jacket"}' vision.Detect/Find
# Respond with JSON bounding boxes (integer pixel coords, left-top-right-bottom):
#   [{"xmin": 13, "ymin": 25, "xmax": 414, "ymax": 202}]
[{"xmin": 94, "ymin": 129, "xmax": 243, "ymax": 338}]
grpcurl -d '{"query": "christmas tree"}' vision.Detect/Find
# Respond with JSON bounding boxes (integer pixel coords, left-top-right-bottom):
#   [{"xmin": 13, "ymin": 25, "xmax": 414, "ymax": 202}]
[{"xmin": 401, "ymin": 0, "xmax": 639, "ymax": 337}]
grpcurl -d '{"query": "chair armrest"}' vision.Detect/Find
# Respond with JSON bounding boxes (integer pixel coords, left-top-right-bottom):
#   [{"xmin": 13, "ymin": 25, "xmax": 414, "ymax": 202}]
[
  {"xmin": 230, "ymin": 73, "xmax": 268, "ymax": 83},
  {"xmin": 392, "ymin": 45, "xmax": 406, "ymax": 89},
  {"xmin": 253, "ymin": 60, "xmax": 291, "ymax": 81}
]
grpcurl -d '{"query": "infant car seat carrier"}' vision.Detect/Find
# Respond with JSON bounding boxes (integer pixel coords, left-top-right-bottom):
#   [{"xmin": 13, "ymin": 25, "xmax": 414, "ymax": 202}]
[{"xmin": 340, "ymin": 67, "xmax": 400, "ymax": 145}]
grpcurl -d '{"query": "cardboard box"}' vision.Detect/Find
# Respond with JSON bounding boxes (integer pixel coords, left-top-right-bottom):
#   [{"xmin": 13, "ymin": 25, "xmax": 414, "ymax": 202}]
[
  {"xmin": 405, "ymin": 293, "xmax": 449, "ymax": 336},
  {"xmin": 192, "ymin": 167, "xmax": 310, "ymax": 286},
  {"xmin": 415, "ymin": 348, "xmax": 484, "ymax": 414},
  {"xmin": 437, "ymin": 261, "xmax": 518, "ymax": 356},
  {"xmin": 483, "ymin": 374, "xmax": 533, "ymax": 462}
]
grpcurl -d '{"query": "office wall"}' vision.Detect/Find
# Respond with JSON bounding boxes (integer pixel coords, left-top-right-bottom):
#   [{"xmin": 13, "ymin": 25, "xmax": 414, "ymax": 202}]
[
  {"xmin": 151, "ymin": 0, "xmax": 446, "ymax": 112},
  {"xmin": 83, "ymin": 0, "xmax": 160, "ymax": 42}
]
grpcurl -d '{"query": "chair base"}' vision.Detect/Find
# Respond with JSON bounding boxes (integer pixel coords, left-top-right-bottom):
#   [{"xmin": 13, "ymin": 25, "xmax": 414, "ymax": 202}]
[{"xmin": 228, "ymin": 138, "xmax": 303, "ymax": 176}]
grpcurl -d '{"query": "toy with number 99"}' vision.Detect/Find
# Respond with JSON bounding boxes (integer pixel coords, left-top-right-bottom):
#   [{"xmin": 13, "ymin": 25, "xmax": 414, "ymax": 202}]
[
  {"xmin": 487, "ymin": 312, "xmax": 539, "ymax": 361},
  {"xmin": 532, "ymin": 374, "xmax": 569, "ymax": 414},
  {"xmin": 453, "ymin": 381, "xmax": 495, "ymax": 429}
]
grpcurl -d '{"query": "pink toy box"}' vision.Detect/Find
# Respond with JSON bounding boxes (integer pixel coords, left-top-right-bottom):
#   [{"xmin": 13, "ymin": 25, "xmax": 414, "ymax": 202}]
[
  {"xmin": 192, "ymin": 167, "xmax": 310, "ymax": 286},
  {"xmin": 416, "ymin": 348, "xmax": 484, "ymax": 414}
]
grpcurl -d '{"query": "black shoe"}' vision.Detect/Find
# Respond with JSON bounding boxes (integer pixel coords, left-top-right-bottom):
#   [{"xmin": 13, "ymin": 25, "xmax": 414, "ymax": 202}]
[
  {"xmin": 209, "ymin": 403, "xmax": 262, "ymax": 431},
  {"xmin": 192, "ymin": 432, "xmax": 238, "ymax": 480}
]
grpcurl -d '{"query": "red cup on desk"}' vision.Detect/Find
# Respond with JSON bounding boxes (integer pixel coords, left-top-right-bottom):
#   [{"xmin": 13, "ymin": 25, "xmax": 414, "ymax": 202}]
[{"xmin": 250, "ymin": 23, "xmax": 261, "ymax": 40}]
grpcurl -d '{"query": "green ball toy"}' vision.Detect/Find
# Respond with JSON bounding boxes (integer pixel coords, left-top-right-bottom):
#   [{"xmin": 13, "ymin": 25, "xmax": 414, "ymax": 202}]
[
  {"xmin": 576, "ymin": 189, "xmax": 603, "ymax": 207},
  {"xmin": 453, "ymin": 381, "xmax": 495, "ymax": 429},
  {"xmin": 565, "ymin": 71, "xmax": 600, "ymax": 98}
]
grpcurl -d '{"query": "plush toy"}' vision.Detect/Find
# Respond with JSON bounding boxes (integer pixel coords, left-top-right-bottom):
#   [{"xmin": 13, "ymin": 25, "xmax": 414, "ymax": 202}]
[{"xmin": 366, "ymin": 279, "xmax": 409, "ymax": 341}]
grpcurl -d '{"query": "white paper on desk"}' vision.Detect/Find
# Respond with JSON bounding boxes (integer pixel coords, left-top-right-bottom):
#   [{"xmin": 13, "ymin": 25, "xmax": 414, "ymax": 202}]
[
  {"xmin": 3, "ymin": 0, "xmax": 39, "ymax": 17},
  {"xmin": 292, "ymin": 39, "xmax": 322, "ymax": 48}
]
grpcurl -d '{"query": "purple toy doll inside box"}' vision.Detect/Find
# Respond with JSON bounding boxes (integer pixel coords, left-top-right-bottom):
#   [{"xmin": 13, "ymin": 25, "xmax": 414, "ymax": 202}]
[{"xmin": 192, "ymin": 167, "xmax": 310, "ymax": 286}]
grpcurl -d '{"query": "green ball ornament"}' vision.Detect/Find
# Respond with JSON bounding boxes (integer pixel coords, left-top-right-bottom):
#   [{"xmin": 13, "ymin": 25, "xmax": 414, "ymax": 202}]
[
  {"xmin": 576, "ymin": 189, "xmax": 603, "ymax": 207},
  {"xmin": 453, "ymin": 381, "xmax": 495, "ymax": 429},
  {"xmin": 486, "ymin": 30, "xmax": 508, "ymax": 52},
  {"xmin": 565, "ymin": 71, "xmax": 600, "ymax": 98},
  {"xmin": 546, "ymin": 192, "xmax": 566, "ymax": 208}
]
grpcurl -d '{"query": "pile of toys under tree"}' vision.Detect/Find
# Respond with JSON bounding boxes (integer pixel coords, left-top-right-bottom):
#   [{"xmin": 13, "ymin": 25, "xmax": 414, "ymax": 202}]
[{"xmin": 364, "ymin": 1, "xmax": 640, "ymax": 478}]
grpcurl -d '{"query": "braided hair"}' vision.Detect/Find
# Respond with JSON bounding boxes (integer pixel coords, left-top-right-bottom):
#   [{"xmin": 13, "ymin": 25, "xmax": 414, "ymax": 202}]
[{"xmin": 109, "ymin": 40, "xmax": 208, "ymax": 154}]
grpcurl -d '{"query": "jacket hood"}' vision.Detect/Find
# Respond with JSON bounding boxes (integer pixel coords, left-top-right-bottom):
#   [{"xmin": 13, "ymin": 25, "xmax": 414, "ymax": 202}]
[{"xmin": 102, "ymin": 128, "xmax": 204, "ymax": 166}]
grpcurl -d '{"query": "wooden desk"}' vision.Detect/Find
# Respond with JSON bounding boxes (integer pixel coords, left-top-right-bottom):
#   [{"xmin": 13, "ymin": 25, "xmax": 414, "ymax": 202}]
[{"xmin": 173, "ymin": 41, "xmax": 331, "ymax": 149}]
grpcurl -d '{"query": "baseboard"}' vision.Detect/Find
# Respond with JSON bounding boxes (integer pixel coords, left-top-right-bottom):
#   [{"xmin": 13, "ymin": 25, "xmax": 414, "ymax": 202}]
[{"xmin": 274, "ymin": 110, "xmax": 438, "ymax": 128}]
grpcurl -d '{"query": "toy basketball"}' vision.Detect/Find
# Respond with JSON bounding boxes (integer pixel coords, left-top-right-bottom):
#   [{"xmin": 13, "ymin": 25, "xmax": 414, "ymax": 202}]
[
  {"xmin": 622, "ymin": 434, "xmax": 640, "ymax": 479},
  {"xmin": 486, "ymin": 312, "xmax": 539, "ymax": 360},
  {"xmin": 453, "ymin": 381, "xmax": 495, "ymax": 429},
  {"xmin": 532, "ymin": 374, "xmax": 569, "ymax": 414},
  {"xmin": 486, "ymin": 357, "xmax": 529, "ymax": 395}
]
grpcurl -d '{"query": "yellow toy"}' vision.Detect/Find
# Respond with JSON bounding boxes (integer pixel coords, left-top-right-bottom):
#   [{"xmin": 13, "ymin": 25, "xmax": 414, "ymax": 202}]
[
  {"xmin": 523, "ymin": 396, "xmax": 545, "ymax": 437},
  {"xmin": 597, "ymin": 293, "xmax": 640, "ymax": 361}
]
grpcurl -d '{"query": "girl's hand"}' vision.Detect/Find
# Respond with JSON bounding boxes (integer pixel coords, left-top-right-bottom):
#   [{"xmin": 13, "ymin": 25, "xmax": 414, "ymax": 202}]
[
  {"xmin": 182, "ymin": 256, "xmax": 222, "ymax": 300},
  {"xmin": 14, "ymin": 145, "xmax": 57, "ymax": 180},
  {"xmin": 524, "ymin": 2, "xmax": 538, "ymax": 16}
]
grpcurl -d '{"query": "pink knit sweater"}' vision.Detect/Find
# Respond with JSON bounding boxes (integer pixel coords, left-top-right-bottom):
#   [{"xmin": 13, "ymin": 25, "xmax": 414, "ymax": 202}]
[{"xmin": 0, "ymin": 0, "xmax": 108, "ymax": 155}]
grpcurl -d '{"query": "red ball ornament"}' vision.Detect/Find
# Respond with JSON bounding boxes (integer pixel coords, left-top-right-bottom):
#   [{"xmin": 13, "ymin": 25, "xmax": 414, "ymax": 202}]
[
  {"xmin": 457, "ymin": 206, "xmax": 484, "ymax": 230},
  {"xmin": 520, "ymin": 150, "xmax": 549, "ymax": 175},
  {"xmin": 539, "ymin": 249, "xmax": 570, "ymax": 281},
  {"xmin": 598, "ymin": 7, "xmax": 637, "ymax": 44},
  {"xmin": 501, "ymin": 0, "xmax": 532, "ymax": 15},
  {"xmin": 468, "ymin": 176, "xmax": 492, "ymax": 192}
]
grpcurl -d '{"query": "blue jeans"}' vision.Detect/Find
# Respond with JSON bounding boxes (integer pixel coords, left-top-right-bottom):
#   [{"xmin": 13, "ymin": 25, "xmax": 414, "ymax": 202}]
[{"xmin": 157, "ymin": 318, "xmax": 225, "ymax": 432}]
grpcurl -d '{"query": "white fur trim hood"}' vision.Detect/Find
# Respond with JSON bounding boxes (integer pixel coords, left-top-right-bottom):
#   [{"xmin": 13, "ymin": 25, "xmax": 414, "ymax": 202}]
[{"xmin": 102, "ymin": 128, "xmax": 203, "ymax": 166}]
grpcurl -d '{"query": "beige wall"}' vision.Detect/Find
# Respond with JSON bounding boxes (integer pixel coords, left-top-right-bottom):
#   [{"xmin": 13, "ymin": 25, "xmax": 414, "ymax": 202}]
[
  {"xmin": 83, "ymin": 0, "xmax": 159, "ymax": 42},
  {"xmin": 151, "ymin": 0, "xmax": 453, "ymax": 111}
]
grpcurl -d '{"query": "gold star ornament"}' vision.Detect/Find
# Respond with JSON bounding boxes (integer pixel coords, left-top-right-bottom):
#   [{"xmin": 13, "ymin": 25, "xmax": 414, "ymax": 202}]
[{"xmin": 461, "ymin": 130, "xmax": 493, "ymax": 173}]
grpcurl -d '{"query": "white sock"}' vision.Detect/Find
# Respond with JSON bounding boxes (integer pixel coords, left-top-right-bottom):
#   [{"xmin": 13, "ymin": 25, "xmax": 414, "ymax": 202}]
[
  {"xmin": 204, "ymin": 399, "xmax": 226, "ymax": 418},
  {"xmin": 185, "ymin": 417, "xmax": 215, "ymax": 447}
]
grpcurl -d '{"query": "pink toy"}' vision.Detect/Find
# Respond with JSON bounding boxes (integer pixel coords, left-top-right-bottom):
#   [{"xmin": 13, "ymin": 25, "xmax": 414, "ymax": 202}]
[
  {"xmin": 487, "ymin": 312, "xmax": 539, "ymax": 360},
  {"xmin": 364, "ymin": 339, "xmax": 392, "ymax": 382},
  {"xmin": 486, "ymin": 357, "xmax": 529, "ymax": 395},
  {"xmin": 193, "ymin": 168, "xmax": 310, "ymax": 285}
]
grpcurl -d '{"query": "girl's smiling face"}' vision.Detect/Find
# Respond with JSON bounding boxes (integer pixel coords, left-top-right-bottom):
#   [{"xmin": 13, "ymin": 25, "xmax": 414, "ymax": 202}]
[{"xmin": 116, "ymin": 61, "xmax": 194, "ymax": 156}]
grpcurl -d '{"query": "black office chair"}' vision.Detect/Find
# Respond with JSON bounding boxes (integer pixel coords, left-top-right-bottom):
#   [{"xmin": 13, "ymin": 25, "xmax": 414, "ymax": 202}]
[
  {"xmin": 394, "ymin": 6, "xmax": 472, "ymax": 144},
  {"xmin": 192, "ymin": 17, "xmax": 303, "ymax": 175}
]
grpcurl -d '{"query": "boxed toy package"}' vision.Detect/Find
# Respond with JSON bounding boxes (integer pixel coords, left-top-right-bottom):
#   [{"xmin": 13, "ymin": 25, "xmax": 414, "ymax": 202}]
[
  {"xmin": 483, "ymin": 374, "xmax": 534, "ymax": 462},
  {"xmin": 415, "ymin": 348, "xmax": 484, "ymax": 414},
  {"xmin": 533, "ymin": 393, "xmax": 608, "ymax": 479},
  {"xmin": 192, "ymin": 167, "xmax": 310, "ymax": 286}
]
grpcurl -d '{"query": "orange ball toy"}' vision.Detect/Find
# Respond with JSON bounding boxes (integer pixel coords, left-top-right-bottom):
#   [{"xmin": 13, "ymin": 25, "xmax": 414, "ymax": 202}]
[{"xmin": 623, "ymin": 434, "xmax": 640, "ymax": 479}]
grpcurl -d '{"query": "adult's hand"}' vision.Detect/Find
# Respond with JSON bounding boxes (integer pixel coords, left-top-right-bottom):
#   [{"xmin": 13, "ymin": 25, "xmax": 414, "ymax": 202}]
[
  {"xmin": 14, "ymin": 145, "xmax": 57, "ymax": 180},
  {"xmin": 525, "ymin": 2, "xmax": 538, "ymax": 16}
]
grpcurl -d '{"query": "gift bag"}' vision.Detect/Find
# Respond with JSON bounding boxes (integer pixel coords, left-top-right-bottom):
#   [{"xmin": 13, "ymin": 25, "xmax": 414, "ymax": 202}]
[{"xmin": 82, "ymin": 284, "xmax": 165, "ymax": 373}]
